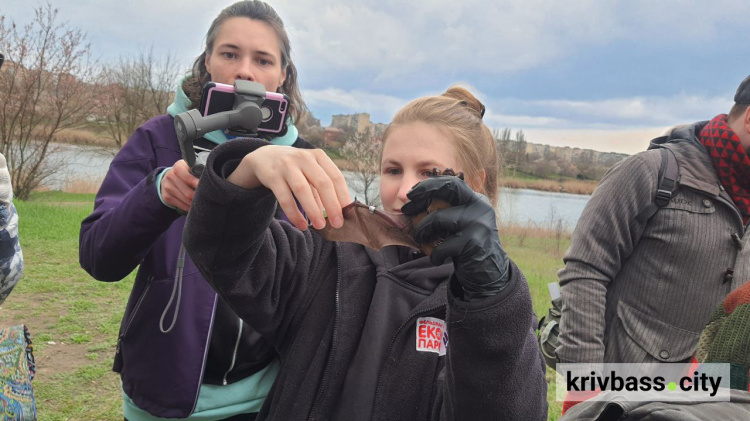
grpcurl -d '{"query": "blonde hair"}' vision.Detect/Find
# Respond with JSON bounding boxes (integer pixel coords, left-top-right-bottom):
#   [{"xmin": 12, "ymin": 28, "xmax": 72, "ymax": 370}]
[{"xmin": 381, "ymin": 86, "xmax": 500, "ymax": 206}]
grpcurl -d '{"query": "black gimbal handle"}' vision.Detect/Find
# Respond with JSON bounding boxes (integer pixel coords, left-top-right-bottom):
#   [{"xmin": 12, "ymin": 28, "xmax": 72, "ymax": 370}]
[{"xmin": 174, "ymin": 80, "xmax": 266, "ymax": 177}]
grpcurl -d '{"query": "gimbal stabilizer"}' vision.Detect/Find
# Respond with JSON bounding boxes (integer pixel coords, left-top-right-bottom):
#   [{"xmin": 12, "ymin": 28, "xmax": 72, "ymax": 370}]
[{"xmin": 174, "ymin": 80, "xmax": 267, "ymax": 177}]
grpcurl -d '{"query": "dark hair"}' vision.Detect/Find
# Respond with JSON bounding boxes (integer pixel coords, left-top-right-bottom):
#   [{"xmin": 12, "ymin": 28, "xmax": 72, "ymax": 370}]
[
  {"xmin": 729, "ymin": 103, "xmax": 749, "ymax": 123},
  {"xmin": 381, "ymin": 86, "xmax": 500, "ymax": 206},
  {"xmin": 182, "ymin": 0, "xmax": 305, "ymax": 122}
]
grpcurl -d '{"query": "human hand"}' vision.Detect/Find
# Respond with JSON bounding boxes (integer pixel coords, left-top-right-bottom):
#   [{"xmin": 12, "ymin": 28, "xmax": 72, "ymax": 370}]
[
  {"xmin": 402, "ymin": 176, "xmax": 510, "ymax": 300},
  {"xmin": 228, "ymin": 146, "xmax": 351, "ymax": 231},
  {"xmin": 161, "ymin": 160, "xmax": 199, "ymax": 212}
]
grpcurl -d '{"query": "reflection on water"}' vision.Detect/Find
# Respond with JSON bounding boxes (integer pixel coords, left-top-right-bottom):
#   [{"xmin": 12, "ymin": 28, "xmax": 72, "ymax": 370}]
[
  {"xmin": 498, "ymin": 188, "xmax": 590, "ymax": 231},
  {"xmin": 42, "ymin": 143, "xmax": 115, "ymax": 191},
  {"xmin": 48, "ymin": 144, "xmax": 591, "ymax": 229}
]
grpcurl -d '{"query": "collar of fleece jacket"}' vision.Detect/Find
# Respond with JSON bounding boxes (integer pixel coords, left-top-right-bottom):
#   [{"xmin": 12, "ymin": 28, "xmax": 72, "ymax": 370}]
[{"xmin": 700, "ymin": 114, "xmax": 750, "ymax": 224}]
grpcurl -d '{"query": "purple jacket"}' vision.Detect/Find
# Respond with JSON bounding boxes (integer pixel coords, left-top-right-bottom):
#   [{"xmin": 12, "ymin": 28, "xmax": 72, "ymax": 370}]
[{"xmin": 79, "ymin": 115, "xmax": 310, "ymax": 417}]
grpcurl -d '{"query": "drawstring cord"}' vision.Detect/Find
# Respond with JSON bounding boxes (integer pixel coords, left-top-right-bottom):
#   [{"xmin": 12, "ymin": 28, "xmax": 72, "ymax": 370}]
[{"xmin": 160, "ymin": 243, "xmax": 186, "ymax": 333}]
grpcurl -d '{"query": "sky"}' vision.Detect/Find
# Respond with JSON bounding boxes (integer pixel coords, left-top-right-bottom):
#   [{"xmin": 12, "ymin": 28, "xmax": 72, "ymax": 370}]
[{"xmin": 3, "ymin": 0, "xmax": 750, "ymax": 154}]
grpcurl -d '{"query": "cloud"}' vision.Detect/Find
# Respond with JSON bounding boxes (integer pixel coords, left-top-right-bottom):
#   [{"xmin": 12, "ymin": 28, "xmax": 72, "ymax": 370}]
[
  {"xmin": 305, "ymin": 83, "xmax": 733, "ymax": 135},
  {"xmin": 483, "ymin": 112, "xmax": 568, "ymax": 129},
  {"xmin": 283, "ymin": 0, "xmax": 619, "ymax": 84},
  {"xmin": 521, "ymin": 127, "xmax": 665, "ymax": 155},
  {"xmin": 303, "ymin": 88, "xmax": 407, "ymax": 124},
  {"xmin": 9, "ymin": 1, "xmax": 748, "ymax": 95},
  {"xmin": 518, "ymin": 94, "xmax": 732, "ymax": 128},
  {"xmin": 276, "ymin": 0, "xmax": 750, "ymax": 91},
  {"xmin": 302, "ymin": 87, "xmax": 679, "ymax": 155},
  {"xmin": 6, "ymin": 0, "xmax": 746, "ymax": 153}
]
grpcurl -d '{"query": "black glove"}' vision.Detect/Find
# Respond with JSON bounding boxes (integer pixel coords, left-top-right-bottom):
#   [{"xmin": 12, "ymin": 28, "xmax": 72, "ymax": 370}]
[{"xmin": 401, "ymin": 176, "xmax": 510, "ymax": 301}]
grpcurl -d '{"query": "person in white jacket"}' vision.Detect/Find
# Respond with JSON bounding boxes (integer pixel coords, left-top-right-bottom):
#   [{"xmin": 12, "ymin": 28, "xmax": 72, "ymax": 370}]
[{"xmin": 0, "ymin": 152, "xmax": 23, "ymax": 305}]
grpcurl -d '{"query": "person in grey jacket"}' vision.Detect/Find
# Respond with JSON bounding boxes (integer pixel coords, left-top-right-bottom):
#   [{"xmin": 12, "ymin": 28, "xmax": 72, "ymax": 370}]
[{"xmin": 557, "ymin": 75, "xmax": 750, "ymax": 370}]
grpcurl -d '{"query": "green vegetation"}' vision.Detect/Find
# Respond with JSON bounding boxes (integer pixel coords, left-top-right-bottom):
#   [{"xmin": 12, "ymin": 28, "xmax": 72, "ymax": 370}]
[
  {"xmin": 4, "ymin": 192, "xmax": 565, "ymax": 420},
  {"xmin": 5, "ymin": 193, "xmax": 133, "ymax": 420}
]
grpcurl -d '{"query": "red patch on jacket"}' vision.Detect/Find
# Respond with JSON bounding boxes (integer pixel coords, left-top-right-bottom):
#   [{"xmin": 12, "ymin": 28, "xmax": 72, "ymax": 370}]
[{"xmin": 416, "ymin": 317, "xmax": 447, "ymax": 356}]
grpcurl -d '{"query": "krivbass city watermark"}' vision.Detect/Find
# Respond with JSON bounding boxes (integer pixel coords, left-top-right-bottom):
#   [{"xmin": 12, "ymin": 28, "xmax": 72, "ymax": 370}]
[{"xmin": 555, "ymin": 363, "xmax": 731, "ymax": 402}]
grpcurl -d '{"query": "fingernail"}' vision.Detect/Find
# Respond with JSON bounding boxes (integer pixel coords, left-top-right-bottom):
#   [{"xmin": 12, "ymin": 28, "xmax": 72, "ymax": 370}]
[
  {"xmin": 331, "ymin": 216, "xmax": 343, "ymax": 228},
  {"xmin": 315, "ymin": 218, "xmax": 326, "ymax": 229}
]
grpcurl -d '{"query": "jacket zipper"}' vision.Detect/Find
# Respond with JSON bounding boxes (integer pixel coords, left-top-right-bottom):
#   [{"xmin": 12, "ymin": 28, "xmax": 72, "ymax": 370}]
[
  {"xmin": 369, "ymin": 303, "xmax": 447, "ymax": 421},
  {"xmin": 307, "ymin": 243, "xmax": 342, "ymax": 421},
  {"xmin": 222, "ymin": 316, "xmax": 244, "ymax": 385},
  {"xmin": 190, "ymin": 293, "xmax": 218, "ymax": 414},
  {"xmin": 714, "ymin": 184, "xmax": 747, "ymax": 290},
  {"xmin": 116, "ymin": 277, "xmax": 154, "ymax": 355}
]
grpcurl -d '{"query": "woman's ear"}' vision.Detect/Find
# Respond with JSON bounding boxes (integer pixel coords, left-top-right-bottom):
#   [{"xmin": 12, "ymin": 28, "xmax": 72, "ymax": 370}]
[
  {"xmin": 204, "ymin": 53, "xmax": 212, "ymax": 75},
  {"xmin": 278, "ymin": 66, "xmax": 287, "ymax": 91},
  {"xmin": 470, "ymin": 169, "xmax": 486, "ymax": 193}
]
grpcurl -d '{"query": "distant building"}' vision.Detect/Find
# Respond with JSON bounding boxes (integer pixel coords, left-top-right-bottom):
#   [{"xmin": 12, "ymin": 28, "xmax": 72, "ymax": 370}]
[
  {"xmin": 329, "ymin": 113, "xmax": 388, "ymax": 140},
  {"xmin": 523, "ymin": 142, "xmax": 627, "ymax": 165},
  {"xmin": 331, "ymin": 113, "xmax": 371, "ymax": 135},
  {"xmin": 323, "ymin": 127, "xmax": 345, "ymax": 149}
]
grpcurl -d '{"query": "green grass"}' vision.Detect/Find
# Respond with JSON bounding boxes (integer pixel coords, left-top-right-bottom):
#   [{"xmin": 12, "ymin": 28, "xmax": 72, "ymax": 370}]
[
  {"xmin": 28, "ymin": 191, "xmax": 97, "ymax": 203},
  {"xmin": 324, "ymin": 148, "xmax": 344, "ymax": 160},
  {"xmin": 4, "ymin": 192, "xmax": 566, "ymax": 420},
  {"xmin": 503, "ymin": 231, "xmax": 569, "ymax": 420},
  {"xmin": 4, "ymin": 194, "xmax": 133, "ymax": 420}
]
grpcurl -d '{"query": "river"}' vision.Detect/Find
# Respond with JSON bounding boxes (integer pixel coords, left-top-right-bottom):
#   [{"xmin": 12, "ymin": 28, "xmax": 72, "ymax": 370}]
[{"xmin": 46, "ymin": 144, "xmax": 591, "ymax": 230}]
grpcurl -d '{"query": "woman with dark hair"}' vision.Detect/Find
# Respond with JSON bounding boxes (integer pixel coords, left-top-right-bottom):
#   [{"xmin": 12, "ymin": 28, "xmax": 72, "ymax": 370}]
[
  {"xmin": 183, "ymin": 86, "xmax": 548, "ymax": 420},
  {"xmin": 79, "ymin": 1, "xmax": 311, "ymax": 419}
]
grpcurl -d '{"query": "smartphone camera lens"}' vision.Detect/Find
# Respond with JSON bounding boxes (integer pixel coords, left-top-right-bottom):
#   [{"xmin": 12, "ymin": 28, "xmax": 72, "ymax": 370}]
[
  {"xmin": 261, "ymin": 106, "xmax": 272, "ymax": 122},
  {"xmin": 280, "ymin": 102, "xmax": 286, "ymax": 112}
]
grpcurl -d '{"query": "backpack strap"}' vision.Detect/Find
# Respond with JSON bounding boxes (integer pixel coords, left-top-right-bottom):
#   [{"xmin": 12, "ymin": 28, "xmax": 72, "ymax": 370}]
[{"xmin": 635, "ymin": 148, "xmax": 679, "ymax": 224}]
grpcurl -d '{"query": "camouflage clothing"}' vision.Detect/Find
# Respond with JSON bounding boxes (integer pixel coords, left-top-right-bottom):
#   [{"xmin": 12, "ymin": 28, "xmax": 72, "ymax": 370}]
[{"xmin": 0, "ymin": 202, "xmax": 22, "ymax": 305}]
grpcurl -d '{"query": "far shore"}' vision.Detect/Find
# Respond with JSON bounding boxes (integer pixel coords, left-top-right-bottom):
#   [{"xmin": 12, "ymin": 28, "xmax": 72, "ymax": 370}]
[
  {"xmin": 334, "ymin": 159, "xmax": 598, "ymax": 196},
  {"xmin": 50, "ymin": 130, "xmax": 599, "ymax": 196}
]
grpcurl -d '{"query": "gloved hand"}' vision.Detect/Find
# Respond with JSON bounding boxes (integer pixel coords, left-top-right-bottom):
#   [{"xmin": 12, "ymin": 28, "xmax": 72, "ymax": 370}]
[{"xmin": 402, "ymin": 176, "xmax": 510, "ymax": 301}]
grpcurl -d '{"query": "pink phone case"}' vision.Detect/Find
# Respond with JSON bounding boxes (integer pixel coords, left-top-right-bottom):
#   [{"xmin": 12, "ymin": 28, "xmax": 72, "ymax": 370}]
[{"xmin": 203, "ymin": 82, "xmax": 288, "ymax": 133}]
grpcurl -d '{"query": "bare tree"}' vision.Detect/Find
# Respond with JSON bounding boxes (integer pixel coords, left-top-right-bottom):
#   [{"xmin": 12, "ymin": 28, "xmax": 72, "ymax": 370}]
[
  {"xmin": 341, "ymin": 130, "xmax": 381, "ymax": 207},
  {"xmin": 296, "ymin": 110, "xmax": 325, "ymax": 148},
  {"xmin": 99, "ymin": 48, "xmax": 179, "ymax": 149},
  {"xmin": 494, "ymin": 127, "xmax": 513, "ymax": 174},
  {"xmin": 512, "ymin": 130, "xmax": 528, "ymax": 174},
  {"xmin": 494, "ymin": 128, "xmax": 527, "ymax": 177},
  {"xmin": 0, "ymin": 3, "xmax": 97, "ymax": 199}
]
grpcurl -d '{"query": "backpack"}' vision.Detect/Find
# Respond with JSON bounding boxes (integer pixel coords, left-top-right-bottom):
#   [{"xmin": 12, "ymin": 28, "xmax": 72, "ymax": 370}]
[{"xmin": 537, "ymin": 147, "xmax": 679, "ymax": 369}]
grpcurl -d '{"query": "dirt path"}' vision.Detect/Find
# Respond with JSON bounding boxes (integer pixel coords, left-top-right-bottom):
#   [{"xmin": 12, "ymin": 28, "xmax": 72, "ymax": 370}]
[{"xmin": 1, "ymin": 293, "xmax": 115, "ymax": 380}]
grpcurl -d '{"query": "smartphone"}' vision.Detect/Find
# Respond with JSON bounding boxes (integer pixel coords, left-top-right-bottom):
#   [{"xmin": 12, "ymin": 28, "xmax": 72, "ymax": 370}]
[{"xmin": 199, "ymin": 82, "xmax": 289, "ymax": 136}]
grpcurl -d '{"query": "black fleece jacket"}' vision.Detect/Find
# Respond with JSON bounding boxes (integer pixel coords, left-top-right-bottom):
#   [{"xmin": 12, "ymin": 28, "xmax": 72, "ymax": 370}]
[{"xmin": 183, "ymin": 139, "xmax": 548, "ymax": 421}]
